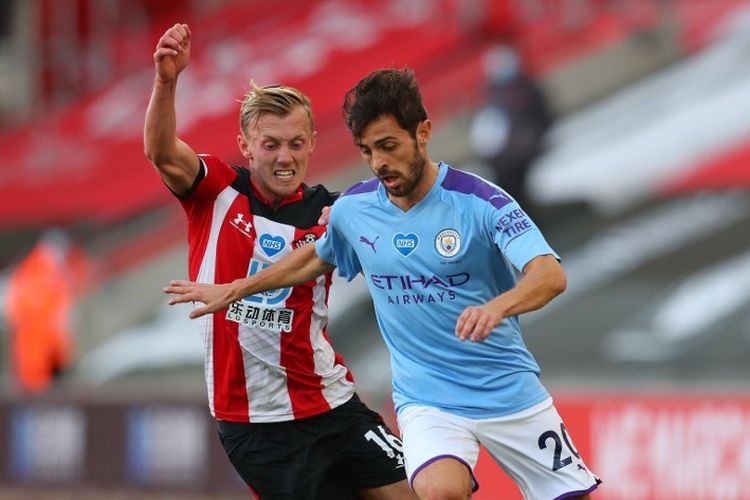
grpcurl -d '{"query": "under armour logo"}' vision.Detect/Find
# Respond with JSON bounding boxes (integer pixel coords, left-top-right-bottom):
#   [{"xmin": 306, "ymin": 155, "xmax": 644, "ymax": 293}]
[
  {"xmin": 231, "ymin": 213, "xmax": 253, "ymax": 234},
  {"xmin": 360, "ymin": 235, "xmax": 379, "ymax": 253}
]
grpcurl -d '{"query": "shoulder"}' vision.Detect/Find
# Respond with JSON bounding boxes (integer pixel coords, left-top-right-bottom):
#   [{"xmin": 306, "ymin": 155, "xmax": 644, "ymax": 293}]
[
  {"xmin": 195, "ymin": 153, "xmax": 242, "ymax": 189},
  {"xmin": 227, "ymin": 161, "xmax": 251, "ymax": 186},
  {"xmin": 439, "ymin": 165, "xmax": 513, "ymax": 211},
  {"xmin": 253, "ymin": 183, "xmax": 337, "ymax": 229},
  {"xmin": 341, "ymin": 177, "xmax": 380, "ymax": 198},
  {"xmin": 331, "ymin": 177, "xmax": 379, "ymax": 213},
  {"xmin": 326, "ymin": 178, "xmax": 379, "ymax": 229},
  {"xmin": 197, "ymin": 153, "xmax": 234, "ymax": 175},
  {"xmin": 291, "ymin": 183, "xmax": 339, "ymax": 226},
  {"xmin": 179, "ymin": 154, "xmax": 238, "ymax": 204},
  {"xmin": 302, "ymin": 183, "xmax": 339, "ymax": 207}
]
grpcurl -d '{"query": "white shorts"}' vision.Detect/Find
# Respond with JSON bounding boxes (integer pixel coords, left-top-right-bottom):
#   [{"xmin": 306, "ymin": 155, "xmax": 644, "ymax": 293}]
[{"xmin": 397, "ymin": 399, "xmax": 601, "ymax": 500}]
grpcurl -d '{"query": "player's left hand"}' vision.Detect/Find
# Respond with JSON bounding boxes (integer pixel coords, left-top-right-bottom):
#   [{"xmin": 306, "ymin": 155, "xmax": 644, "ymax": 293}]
[
  {"xmin": 164, "ymin": 280, "xmax": 236, "ymax": 319},
  {"xmin": 455, "ymin": 304, "xmax": 503, "ymax": 342}
]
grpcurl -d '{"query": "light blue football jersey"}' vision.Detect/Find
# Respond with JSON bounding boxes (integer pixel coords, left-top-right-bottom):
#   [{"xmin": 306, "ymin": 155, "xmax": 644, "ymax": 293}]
[{"xmin": 315, "ymin": 162, "xmax": 559, "ymax": 418}]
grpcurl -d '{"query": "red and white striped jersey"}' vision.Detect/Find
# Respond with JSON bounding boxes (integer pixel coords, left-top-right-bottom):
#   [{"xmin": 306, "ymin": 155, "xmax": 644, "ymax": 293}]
[{"xmin": 178, "ymin": 154, "xmax": 355, "ymax": 423}]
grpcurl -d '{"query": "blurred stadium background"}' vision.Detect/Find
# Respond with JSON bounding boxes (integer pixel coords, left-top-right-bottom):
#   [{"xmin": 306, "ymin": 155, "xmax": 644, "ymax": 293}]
[{"xmin": 1, "ymin": 0, "xmax": 750, "ymax": 498}]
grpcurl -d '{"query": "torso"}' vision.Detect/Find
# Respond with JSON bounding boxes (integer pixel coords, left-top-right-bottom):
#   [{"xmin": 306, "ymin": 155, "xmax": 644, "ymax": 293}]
[
  {"xmin": 323, "ymin": 163, "xmax": 552, "ymax": 419},
  {"xmin": 180, "ymin": 154, "xmax": 354, "ymax": 423}
]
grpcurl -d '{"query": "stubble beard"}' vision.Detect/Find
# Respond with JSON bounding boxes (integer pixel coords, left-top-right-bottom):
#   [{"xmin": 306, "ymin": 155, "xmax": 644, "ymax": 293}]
[{"xmin": 385, "ymin": 146, "xmax": 426, "ymax": 198}]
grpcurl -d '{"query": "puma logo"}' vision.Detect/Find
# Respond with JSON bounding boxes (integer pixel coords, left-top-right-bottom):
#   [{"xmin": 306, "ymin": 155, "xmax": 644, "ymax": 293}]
[{"xmin": 360, "ymin": 235, "xmax": 379, "ymax": 253}]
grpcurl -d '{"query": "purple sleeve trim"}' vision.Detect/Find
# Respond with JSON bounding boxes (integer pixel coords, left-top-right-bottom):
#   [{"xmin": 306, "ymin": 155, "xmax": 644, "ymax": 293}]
[
  {"xmin": 409, "ymin": 454, "xmax": 479, "ymax": 493},
  {"xmin": 342, "ymin": 177, "xmax": 379, "ymax": 196},
  {"xmin": 441, "ymin": 167, "xmax": 512, "ymax": 209}
]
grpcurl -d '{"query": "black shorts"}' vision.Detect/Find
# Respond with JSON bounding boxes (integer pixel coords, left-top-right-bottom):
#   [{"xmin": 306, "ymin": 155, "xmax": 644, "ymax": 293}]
[{"xmin": 217, "ymin": 394, "xmax": 406, "ymax": 500}]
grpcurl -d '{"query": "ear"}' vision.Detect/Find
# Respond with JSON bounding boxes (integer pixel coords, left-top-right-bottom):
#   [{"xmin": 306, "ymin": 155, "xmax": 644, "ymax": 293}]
[
  {"xmin": 416, "ymin": 119, "xmax": 432, "ymax": 146},
  {"xmin": 237, "ymin": 133, "xmax": 253, "ymax": 159},
  {"xmin": 309, "ymin": 130, "xmax": 317, "ymax": 154}
]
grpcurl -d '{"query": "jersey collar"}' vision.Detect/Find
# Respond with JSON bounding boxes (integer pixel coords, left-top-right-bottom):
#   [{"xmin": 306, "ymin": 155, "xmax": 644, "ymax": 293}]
[{"xmin": 250, "ymin": 180, "xmax": 305, "ymax": 208}]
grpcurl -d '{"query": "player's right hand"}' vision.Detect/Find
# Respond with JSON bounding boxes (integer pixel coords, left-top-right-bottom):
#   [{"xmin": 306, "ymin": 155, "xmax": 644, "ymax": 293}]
[
  {"xmin": 164, "ymin": 279, "xmax": 235, "ymax": 319},
  {"xmin": 154, "ymin": 23, "xmax": 191, "ymax": 83}
]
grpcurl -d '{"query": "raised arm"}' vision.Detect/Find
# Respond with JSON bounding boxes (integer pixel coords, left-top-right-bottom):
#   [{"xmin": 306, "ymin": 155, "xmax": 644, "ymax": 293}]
[
  {"xmin": 165, "ymin": 244, "xmax": 336, "ymax": 319},
  {"xmin": 455, "ymin": 254, "xmax": 566, "ymax": 342},
  {"xmin": 143, "ymin": 23, "xmax": 200, "ymax": 196}
]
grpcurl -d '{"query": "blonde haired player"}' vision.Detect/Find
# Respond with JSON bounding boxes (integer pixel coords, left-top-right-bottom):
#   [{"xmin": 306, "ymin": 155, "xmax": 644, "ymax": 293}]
[{"xmin": 145, "ymin": 23, "xmax": 413, "ymax": 500}]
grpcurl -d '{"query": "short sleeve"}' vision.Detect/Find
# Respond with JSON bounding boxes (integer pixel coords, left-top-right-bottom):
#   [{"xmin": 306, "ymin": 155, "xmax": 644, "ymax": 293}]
[
  {"xmin": 314, "ymin": 203, "xmax": 362, "ymax": 281},
  {"xmin": 178, "ymin": 154, "xmax": 238, "ymax": 213},
  {"xmin": 490, "ymin": 201, "xmax": 559, "ymax": 272}
]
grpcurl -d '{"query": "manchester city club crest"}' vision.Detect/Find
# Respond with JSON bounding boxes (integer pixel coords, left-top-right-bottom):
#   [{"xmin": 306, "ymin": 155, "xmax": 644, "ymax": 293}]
[{"xmin": 435, "ymin": 229, "xmax": 461, "ymax": 257}]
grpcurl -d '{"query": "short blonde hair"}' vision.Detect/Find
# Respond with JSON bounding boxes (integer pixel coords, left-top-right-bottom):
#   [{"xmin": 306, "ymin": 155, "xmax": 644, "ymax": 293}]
[{"xmin": 239, "ymin": 81, "xmax": 314, "ymax": 137}]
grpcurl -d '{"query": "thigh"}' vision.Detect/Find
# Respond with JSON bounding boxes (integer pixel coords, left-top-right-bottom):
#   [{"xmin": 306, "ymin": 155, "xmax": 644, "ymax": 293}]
[
  {"xmin": 314, "ymin": 469, "xmax": 360, "ymax": 500},
  {"xmin": 477, "ymin": 402, "xmax": 601, "ymax": 500},
  {"xmin": 330, "ymin": 395, "xmax": 408, "ymax": 492},
  {"xmin": 218, "ymin": 420, "xmax": 348, "ymax": 500},
  {"xmin": 396, "ymin": 405, "xmax": 480, "ymax": 492}
]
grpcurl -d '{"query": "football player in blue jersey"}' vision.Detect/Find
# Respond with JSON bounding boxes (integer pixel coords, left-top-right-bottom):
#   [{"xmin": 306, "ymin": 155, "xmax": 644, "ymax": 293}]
[{"xmin": 166, "ymin": 67, "xmax": 601, "ymax": 500}]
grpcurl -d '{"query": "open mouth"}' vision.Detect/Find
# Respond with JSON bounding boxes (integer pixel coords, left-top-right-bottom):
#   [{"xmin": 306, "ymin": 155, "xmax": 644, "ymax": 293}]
[
  {"xmin": 380, "ymin": 175, "xmax": 401, "ymax": 188},
  {"xmin": 274, "ymin": 170, "xmax": 294, "ymax": 179}
]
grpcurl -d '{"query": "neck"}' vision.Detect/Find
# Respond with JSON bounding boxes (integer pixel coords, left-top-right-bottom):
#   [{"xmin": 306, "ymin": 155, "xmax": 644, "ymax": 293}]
[{"xmin": 250, "ymin": 178, "xmax": 284, "ymax": 209}]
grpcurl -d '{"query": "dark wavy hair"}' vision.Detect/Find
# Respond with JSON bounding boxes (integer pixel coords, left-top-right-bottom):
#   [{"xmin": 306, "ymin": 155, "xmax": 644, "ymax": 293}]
[{"xmin": 343, "ymin": 67, "xmax": 428, "ymax": 139}]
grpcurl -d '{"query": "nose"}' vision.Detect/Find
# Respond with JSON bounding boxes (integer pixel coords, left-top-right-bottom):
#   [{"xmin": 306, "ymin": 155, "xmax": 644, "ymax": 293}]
[
  {"xmin": 277, "ymin": 145, "xmax": 292, "ymax": 164},
  {"xmin": 370, "ymin": 149, "xmax": 387, "ymax": 172}
]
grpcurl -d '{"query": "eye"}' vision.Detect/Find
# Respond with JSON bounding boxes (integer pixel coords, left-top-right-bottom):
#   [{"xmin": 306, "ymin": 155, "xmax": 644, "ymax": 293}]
[
  {"xmin": 381, "ymin": 142, "xmax": 397, "ymax": 152},
  {"xmin": 359, "ymin": 146, "xmax": 371, "ymax": 156},
  {"xmin": 291, "ymin": 140, "xmax": 305, "ymax": 150},
  {"xmin": 263, "ymin": 142, "xmax": 278, "ymax": 150}
]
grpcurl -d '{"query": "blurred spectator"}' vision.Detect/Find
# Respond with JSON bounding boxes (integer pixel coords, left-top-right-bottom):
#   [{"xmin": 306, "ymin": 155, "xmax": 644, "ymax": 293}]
[
  {"xmin": 0, "ymin": 1, "xmax": 14, "ymax": 38},
  {"xmin": 4, "ymin": 229, "xmax": 91, "ymax": 393},
  {"xmin": 469, "ymin": 43, "xmax": 553, "ymax": 213}
]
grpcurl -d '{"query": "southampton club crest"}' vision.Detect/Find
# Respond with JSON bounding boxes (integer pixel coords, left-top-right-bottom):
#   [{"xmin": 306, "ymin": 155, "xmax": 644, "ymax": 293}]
[{"xmin": 435, "ymin": 228, "xmax": 461, "ymax": 258}]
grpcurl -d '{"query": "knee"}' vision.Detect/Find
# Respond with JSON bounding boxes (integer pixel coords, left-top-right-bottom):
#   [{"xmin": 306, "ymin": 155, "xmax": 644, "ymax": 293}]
[
  {"xmin": 413, "ymin": 482, "xmax": 471, "ymax": 500},
  {"xmin": 410, "ymin": 457, "xmax": 473, "ymax": 500}
]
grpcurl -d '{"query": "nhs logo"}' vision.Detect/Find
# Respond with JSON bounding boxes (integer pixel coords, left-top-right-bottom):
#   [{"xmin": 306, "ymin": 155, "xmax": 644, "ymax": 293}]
[
  {"xmin": 393, "ymin": 233, "xmax": 419, "ymax": 257},
  {"xmin": 258, "ymin": 233, "xmax": 286, "ymax": 257}
]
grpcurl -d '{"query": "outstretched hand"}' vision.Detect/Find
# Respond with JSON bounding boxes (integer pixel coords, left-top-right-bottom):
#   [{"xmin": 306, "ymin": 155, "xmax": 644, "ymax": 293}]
[
  {"xmin": 164, "ymin": 280, "xmax": 236, "ymax": 319},
  {"xmin": 154, "ymin": 23, "xmax": 191, "ymax": 83}
]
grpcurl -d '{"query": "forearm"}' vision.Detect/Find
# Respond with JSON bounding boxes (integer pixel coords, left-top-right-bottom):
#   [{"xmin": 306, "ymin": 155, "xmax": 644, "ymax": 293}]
[
  {"xmin": 456, "ymin": 255, "xmax": 565, "ymax": 341},
  {"xmin": 143, "ymin": 79, "xmax": 198, "ymax": 191},
  {"xmin": 228, "ymin": 245, "xmax": 334, "ymax": 301},
  {"xmin": 489, "ymin": 255, "xmax": 566, "ymax": 317},
  {"xmin": 144, "ymin": 79, "xmax": 177, "ymax": 161},
  {"xmin": 144, "ymin": 79, "xmax": 195, "ymax": 164}
]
